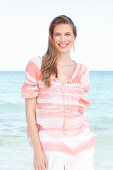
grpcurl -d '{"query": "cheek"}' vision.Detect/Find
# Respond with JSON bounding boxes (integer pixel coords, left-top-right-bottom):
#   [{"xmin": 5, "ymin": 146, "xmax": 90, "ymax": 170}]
[
  {"xmin": 67, "ymin": 37, "xmax": 73, "ymax": 44},
  {"xmin": 67, "ymin": 37, "xmax": 73, "ymax": 43},
  {"xmin": 53, "ymin": 37, "xmax": 60, "ymax": 43}
]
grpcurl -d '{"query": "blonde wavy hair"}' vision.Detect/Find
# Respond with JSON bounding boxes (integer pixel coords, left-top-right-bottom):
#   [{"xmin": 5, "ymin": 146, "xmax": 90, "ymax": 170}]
[{"xmin": 41, "ymin": 15, "xmax": 77, "ymax": 88}]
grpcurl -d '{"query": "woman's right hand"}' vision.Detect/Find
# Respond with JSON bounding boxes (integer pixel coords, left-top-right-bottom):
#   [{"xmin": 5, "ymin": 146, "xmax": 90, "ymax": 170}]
[{"xmin": 33, "ymin": 150, "xmax": 48, "ymax": 170}]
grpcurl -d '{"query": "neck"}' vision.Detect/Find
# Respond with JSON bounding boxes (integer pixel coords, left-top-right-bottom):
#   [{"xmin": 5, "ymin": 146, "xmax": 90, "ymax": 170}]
[{"xmin": 56, "ymin": 52, "xmax": 72, "ymax": 65}]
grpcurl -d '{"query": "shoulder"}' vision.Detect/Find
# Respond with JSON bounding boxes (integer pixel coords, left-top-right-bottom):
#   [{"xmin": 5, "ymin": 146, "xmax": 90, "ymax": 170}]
[
  {"xmin": 25, "ymin": 56, "xmax": 42, "ymax": 71},
  {"xmin": 25, "ymin": 56, "xmax": 42, "ymax": 81},
  {"xmin": 28, "ymin": 56, "xmax": 42, "ymax": 68},
  {"xmin": 77, "ymin": 62, "xmax": 89, "ymax": 81},
  {"xmin": 77, "ymin": 62, "xmax": 88, "ymax": 72},
  {"xmin": 77, "ymin": 62, "xmax": 89, "ymax": 76}
]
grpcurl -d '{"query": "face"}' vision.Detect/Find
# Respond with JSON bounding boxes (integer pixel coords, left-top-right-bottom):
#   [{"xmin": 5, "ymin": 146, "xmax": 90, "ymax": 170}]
[{"xmin": 52, "ymin": 24, "xmax": 75, "ymax": 54}]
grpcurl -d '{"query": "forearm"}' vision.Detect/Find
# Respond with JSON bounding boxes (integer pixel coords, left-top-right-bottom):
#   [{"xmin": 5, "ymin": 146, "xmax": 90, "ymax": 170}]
[{"xmin": 25, "ymin": 98, "xmax": 43, "ymax": 154}]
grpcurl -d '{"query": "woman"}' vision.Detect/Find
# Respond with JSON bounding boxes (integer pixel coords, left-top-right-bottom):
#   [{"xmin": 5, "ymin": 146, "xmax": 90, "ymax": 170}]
[{"xmin": 21, "ymin": 15, "xmax": 96, "ymax": 170}]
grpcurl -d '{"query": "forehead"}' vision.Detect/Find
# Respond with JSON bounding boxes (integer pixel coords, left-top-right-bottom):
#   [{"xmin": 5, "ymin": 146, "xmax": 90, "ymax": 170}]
[{"xmin": 53, "ymin": 24, "xmax": 73, "ymax": 33}]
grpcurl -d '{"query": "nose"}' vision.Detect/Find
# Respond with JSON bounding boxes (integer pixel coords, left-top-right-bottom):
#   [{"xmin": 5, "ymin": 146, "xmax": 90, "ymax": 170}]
[{"xmin": 60, "ymin": 35, "xmax": 65, "ymax": 42}]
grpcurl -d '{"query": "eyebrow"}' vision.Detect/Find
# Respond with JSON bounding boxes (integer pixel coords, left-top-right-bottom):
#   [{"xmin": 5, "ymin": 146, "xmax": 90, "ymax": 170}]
[{"xmin": 53, "ymin": 32, "xmax": 72, "ymax": 34}]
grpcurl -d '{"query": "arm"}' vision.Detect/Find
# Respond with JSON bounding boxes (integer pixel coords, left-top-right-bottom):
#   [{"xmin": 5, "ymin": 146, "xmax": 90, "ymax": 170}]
[
  {"xmin": 25, "ymin": 97, "xmax": 43, "ymax": 154},
  {"xmin": 21, "ymin": 58, "xmax": 48, "ymax": 170},
  {"xmin": 25, "ymin": 98, "xmax": 48, "ymax": 170}
]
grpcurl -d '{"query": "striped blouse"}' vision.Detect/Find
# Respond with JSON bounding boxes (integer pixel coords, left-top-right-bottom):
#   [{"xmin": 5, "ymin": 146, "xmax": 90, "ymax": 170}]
[{"xmin": 21, "ymin": 56, "xmax": 96, "ymax": 158}]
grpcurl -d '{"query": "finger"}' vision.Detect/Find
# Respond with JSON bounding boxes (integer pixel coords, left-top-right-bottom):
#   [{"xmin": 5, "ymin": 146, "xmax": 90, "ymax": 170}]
[
  {"xmin": 38, "ymin": 165, "xmax": 42, "ymax": 170},
  {"xmin": 33, "ymin": 162, "xmax": 37, "ymax": 170},
  {"xmin": 41, "ymin": 164, "xmax": 45, "ymax": 170},
  {"xmin": 34, "ymin": 164, "xmax": 38, "ymax": 170},
  {"xmin": 44, "ymin": 159, "xmax": 48, "ymax": 169},
  {"xmin": 34, "ymin": 165, "xmax": 37, "ymax": 170}
]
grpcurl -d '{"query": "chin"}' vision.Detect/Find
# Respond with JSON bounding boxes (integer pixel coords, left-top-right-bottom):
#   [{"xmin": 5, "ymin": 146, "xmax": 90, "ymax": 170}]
[
  {"xmin": 58, "ymin": 49, "xmax": 70, "ymax": 53},
  {"xmin": 56, "ymin": 47, "xmax": 71, "ymax": 52}
]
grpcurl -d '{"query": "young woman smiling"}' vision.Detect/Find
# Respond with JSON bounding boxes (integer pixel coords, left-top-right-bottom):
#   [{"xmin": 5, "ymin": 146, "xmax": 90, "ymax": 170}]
[{"xmin": 21, "ymin": 15, "xmax": 96, "ymax": 170}]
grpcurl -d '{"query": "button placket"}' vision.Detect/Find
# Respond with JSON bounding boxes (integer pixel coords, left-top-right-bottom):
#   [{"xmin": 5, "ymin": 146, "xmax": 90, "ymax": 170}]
[{"xmin": 59, "ymin": 80, "xmax": 74, "ymax": 133}]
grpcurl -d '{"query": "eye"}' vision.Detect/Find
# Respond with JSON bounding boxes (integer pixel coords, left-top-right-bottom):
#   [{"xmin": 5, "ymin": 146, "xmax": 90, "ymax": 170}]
[
  {"xmin": 54, "ymin": 34, "xmax": 60, "ymax": 36},
  {"xmin": 66, "ymin": 33, "xmax": 71, "ymax": 36}
]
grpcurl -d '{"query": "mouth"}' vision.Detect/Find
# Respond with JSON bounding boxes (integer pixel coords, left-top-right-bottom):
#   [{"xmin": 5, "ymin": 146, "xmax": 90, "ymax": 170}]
[{"xmin": 58, "ymin": 43, "xmax": 68, "ymax": 48}]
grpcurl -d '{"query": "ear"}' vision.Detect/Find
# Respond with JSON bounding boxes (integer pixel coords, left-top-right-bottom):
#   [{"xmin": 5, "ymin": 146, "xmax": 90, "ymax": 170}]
[{"xmin": 73, "ymin": 35, "xmax": 76, "ymax": 40}]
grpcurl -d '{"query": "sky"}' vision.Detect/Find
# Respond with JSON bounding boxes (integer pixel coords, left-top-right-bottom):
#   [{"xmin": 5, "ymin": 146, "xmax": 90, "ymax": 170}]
[{"xmin": 0, "ymin": 0, "xmax": 113, "ymax": 71}]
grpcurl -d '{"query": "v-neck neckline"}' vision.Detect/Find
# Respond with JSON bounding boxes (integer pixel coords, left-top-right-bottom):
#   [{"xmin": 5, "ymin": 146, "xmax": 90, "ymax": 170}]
[{"xmin": 51, "ymin": 60, "xmax": 79, "ymax": 86}]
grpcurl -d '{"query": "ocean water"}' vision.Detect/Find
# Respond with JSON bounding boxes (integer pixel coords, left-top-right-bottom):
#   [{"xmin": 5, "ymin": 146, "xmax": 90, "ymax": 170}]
[{"xmin": 0, "ymin": 71, "xmax": 113, "ymax": 170}]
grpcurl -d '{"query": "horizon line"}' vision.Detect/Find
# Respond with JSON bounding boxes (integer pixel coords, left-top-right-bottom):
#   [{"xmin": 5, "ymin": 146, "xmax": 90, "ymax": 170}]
[{"xmin": 0, "ymin": 70, "xmax": 113, "ymax": 72}]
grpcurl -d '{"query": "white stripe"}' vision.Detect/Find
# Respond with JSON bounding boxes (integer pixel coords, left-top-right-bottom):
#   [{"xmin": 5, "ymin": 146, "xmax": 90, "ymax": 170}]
[
  {"xmin": 36, "ymin": 98, "xmax": 86, "ymax": 106},
  {"xmin": 26, "ymin": 72, "xmax": 37, "ymax": 83},
  {"xmin": 36, "ymin": 115, "xmax": 87, "ymax": 128},
  {"xmin": 36, "ymin": 117, "xmax": 63, "ymax": 127},
  {"xmin": 38, "ymin": 127, "xmax": 94, "ymax": 148},
  {"xmin": 65, "ymin": 117, "xmax": 88, "ymax": 127},
  {"xmin": 81, "ymin": 70, "xmax": 88, "ymax": 83}
]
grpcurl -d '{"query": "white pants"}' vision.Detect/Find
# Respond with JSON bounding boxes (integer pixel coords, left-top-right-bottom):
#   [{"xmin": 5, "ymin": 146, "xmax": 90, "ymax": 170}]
[{"xmin": 31, "ymin": 147, "xmax": 94, "ymax": 170}]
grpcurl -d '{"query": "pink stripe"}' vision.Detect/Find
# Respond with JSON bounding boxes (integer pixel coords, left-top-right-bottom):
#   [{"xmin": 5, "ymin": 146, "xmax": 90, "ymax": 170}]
[
  {"xmin": 26, "ymin": 60, "xmax": 41, "ymax": 80},
  {"xmin": 41, "ymin": 135, "xmax": 96, "ymax": 156},
  {"xmin": 39, "ymin": 123, "xmax": 88, "ymax": 130}
]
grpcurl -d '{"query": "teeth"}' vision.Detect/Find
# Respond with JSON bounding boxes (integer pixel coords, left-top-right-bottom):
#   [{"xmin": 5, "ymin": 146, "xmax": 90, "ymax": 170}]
[{"xmin": 59, "ymin": 44, "xmax": 68, "ymax": 46}]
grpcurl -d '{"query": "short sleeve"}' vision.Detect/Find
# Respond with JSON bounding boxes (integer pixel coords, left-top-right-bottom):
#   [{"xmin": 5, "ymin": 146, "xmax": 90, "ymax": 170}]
[
  {"xmin": 21, "ymin": 58, "xmax": 40, "ymax": 98},
  {"xmin": 78, "ymin": 64, "xmax": 90, "ymax": 112}
]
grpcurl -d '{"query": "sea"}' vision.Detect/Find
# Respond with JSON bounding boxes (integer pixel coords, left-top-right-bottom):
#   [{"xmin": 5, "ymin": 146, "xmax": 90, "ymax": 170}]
[{"xmin": 0, "ymin": 71, "xmax": 113, "ymax": 170}]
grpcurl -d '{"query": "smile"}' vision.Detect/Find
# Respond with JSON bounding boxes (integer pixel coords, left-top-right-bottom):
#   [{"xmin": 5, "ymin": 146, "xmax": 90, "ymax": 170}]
[{"xmin": 58, "ymin": 43, "xmax": 68, "ymax": 48}]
